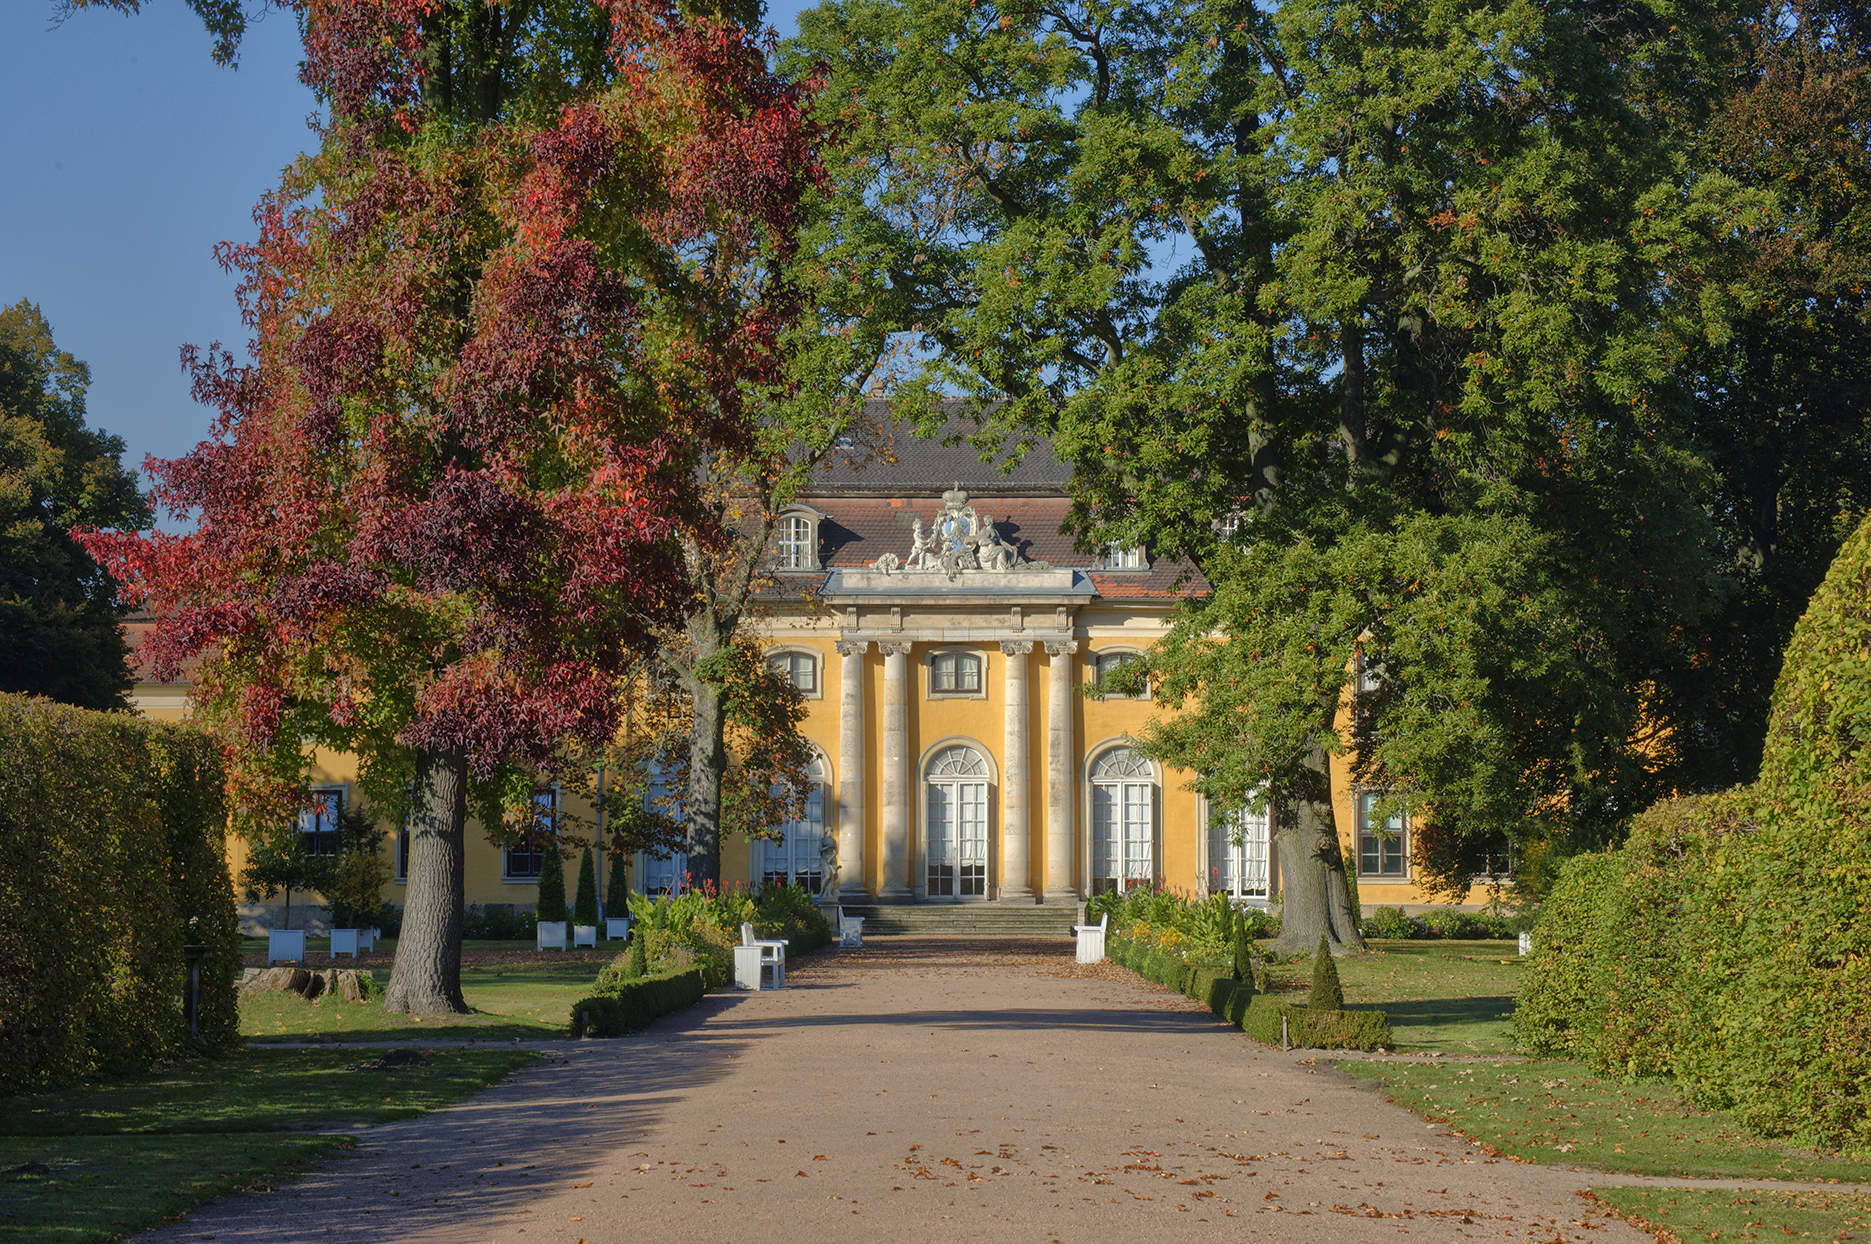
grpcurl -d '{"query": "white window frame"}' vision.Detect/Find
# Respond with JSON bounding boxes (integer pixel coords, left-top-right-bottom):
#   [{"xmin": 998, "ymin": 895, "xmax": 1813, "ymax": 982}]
[
  {"xmin": 1357, "ymin": 791, "xmax": 1408, "ymax": 880},
  {"xmin": 1093, "ymin": 649, "xmax": 1150, "ymax": 700},
  {"xmin": 927, "ymin": 648, "xmax": 986, "ymax": 699},
  {"xmin": 638, "ymin": 763, "xmax": 689, "ymax": 895},
  {"xmin": 1088, "ymin": 747, "xmax": 1156, "ymax": 895},
  {"xmin": 762, "ymin": 754, "xmax": 828, "ymax": 893},
  {"xmin": 766, "ymin": 648, "xmax": 821, "ymax": 698},
  {"xmin": 774, "ymin": 510, "xmax": 819, "ymax": 571},
  {"xmin": 298, "ymin": 786, "xmax": 346, "ymax": 859},
  {"xmin": 1100, "ymin": 543, "xmax": 1147, "ymax": 570},
  {"xmin": 503, "ymin": 786, "xmax": 558, "ymax": 883},
  {"xmin": 1208, "ymin": 798, "xmax": 1271, "ymax": 904}
]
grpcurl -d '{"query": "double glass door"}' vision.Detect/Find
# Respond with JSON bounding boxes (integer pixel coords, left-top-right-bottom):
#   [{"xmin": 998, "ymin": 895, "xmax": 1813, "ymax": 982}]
[{"xmin": 926, "ymin": 746, "xmax": 989, "ymax": 898}]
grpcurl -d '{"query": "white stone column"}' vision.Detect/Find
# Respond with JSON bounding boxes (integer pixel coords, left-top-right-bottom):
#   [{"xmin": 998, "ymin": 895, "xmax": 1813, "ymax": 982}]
[
  {"xmin": 835, "ymin": 639, "xmax": 869, "ymax": 900},
  {"xmin": 878, "ymin": 640, "xmax": 914, "ymax": 900},
  {"xmin": 1044, "ymin": 639, "xmax": 1078, "ymax": 902},
  {"xmin": 999, "ymin": 640, "xmax": 1034, "ymax": 902}
]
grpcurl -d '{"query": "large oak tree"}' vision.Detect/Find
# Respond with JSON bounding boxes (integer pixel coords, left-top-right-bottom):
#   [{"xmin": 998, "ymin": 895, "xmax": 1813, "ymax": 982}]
[{"xmin": 788, "ymin": 0, "xmax": 1762, "ymax": 947}]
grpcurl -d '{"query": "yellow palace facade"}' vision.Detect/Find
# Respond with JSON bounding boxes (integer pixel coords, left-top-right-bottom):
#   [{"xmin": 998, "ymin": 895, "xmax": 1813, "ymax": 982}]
[{"xmin": 129, "ymin": 416, "xmax": 1451, "ymax": 928}]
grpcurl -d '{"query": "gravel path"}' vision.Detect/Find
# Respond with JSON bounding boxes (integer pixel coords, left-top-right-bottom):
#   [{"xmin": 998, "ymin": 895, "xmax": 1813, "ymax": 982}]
[{"xmin": 141, "ymin": 936, "xmax": 1671, "ymax": 1243}]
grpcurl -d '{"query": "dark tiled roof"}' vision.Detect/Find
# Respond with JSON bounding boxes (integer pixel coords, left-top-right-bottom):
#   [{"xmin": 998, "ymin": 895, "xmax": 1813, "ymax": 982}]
[{"xmin": 809, "ymin": 399, "xmax": 1071, "ymax": 494}]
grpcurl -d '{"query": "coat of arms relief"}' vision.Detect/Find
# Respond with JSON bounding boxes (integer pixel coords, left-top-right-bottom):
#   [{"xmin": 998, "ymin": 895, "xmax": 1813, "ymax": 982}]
[{"xmin": 869, "ymin": 485, "xmax": 1043, "ymax": 580}]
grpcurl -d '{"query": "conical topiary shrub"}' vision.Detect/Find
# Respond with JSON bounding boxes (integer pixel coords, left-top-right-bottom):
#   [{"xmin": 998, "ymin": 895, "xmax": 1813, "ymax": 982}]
[
  {"xmin": 1232, "ymin": 908, "xmax": 1253, "ymax": 984},
  {"xmin": 605, "ymin": 845, "xmax": 629, "ymax": 920},
  {"xmin": 536, "ymin": 843, "xmax": 570, "ymax": 925},
  {"xmin": 629, "ymin": 923, "xmax": 649, "ymax": 977},
  {"xmin": 573, "ymin": 847, "xmax": 600, "ymax": 927},
  {"xmin": 1307, "ymin": 933, "xmax": 1344, "ymax": 1011}
]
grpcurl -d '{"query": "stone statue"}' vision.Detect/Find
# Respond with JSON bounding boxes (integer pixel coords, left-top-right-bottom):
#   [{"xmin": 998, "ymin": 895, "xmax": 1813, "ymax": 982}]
[
  {"xmin": 818, "ymin": 834, "xmax": 840, "ymax": 899},
  {"xmin": 904, "ymin": 517, "xmax": 933, "ymax": 570},
  {"xmin": 974, "ymin": 513, "xmax": 1020, "ymax": 571}
]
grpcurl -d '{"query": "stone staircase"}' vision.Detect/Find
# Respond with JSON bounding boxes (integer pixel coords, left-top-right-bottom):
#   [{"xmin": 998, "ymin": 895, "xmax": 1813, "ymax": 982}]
[{"xmin": 835, "ymin": 902, "xmax": 1082, "ymax": 937}]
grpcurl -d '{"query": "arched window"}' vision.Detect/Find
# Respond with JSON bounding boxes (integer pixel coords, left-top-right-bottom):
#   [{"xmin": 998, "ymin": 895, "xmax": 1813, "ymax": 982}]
[
  {"xmin": 762, "ymin": 755, "xmax": 827, "ymax": 892},
  {"xmin": 1209, "ymin": 798, "xmax": 1270, "ymax": 903},
  {"xmin": 929, "ymin": 650, "xmax": 983, "ymax": 695},
  {"xmin": 776, "ymin": 514, "xmax": 816, "ymax": 570},
  {"xmin": 925, "ymin": 745, "xmax": 989, "ymax": 898},
  {"xmin": 1091, "ymin": 748, "xmax": 1153, "ymax": 893},
  {"xmin": 640, "ymin": 765, "xmax": 688, "ymax": 895}
]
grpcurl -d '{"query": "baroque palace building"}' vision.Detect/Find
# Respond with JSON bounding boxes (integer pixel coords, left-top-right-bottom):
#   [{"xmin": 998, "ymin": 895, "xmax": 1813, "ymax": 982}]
[{"xmin": 129, "ymin": 409, "xmax": 1451, "ymax": 928}]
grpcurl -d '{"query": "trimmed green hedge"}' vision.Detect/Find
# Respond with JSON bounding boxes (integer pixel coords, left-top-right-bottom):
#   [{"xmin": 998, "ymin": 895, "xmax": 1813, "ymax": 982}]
[
  {"xmin": 1240, "ymin": 997, "xmax": 1392, "ymax": 1051},
  {"xmin": 0, "ymin": 695, "xmax": 239, "ymax": 1091},
  {"xmin": 569, "ymin": 967, "xmax": 706, "ymax": 1037},
  {"xmin": 1105, "ymin": 933, "xmax": 1391, "ymax": 1051},
  {"xmin": 1519, "ymin": 513, "xmax": 1871, "ymax": 1152}
]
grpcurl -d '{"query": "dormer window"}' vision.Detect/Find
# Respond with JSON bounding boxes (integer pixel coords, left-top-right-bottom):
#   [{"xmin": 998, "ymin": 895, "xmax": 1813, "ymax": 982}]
[
  {"xmin": 775, "ymin": 511, "xmax": 818, "ymax": 571},
  {"xmin": 1101, "ymin": 543, "xmax": 1146, "ymax": 570}
]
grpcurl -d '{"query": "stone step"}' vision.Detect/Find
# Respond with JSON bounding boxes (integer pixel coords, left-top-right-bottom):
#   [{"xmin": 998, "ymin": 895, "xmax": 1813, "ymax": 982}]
[{"xmin": 836, "ymin": 904, "xmax": 1081, "ymax": 937}]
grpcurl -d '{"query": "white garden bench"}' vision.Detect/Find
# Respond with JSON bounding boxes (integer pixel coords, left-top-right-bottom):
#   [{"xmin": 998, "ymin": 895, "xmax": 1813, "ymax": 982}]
[
  {"xmin": 1073, "ymin": 912, "xmax": 1108, "ymax": 964},
  {"xmin": 837, "ymin": 908, "xmax": 864, "ymax": 948},
  {"xmin": 733, "ymin": 922, "xmax": 787, "ymax": 990}
]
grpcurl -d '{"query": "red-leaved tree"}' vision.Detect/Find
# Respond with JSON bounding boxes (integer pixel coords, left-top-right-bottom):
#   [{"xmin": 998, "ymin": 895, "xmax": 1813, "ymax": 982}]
[{"xmin": 80, "ymin": 0, "xmax": 823, "ymax": 1014}]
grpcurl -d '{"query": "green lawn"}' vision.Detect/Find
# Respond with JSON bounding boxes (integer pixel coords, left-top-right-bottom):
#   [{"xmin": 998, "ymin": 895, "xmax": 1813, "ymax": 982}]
[
  {"xmin": 1262, "ymin": 938, "xmax": 1524, "ymax": 1054},
  {"xmin": 0, "ymin": 1048, "xmax": 535, "ymax": 1244},
  {"xmin": 1339, "ymin": 1058, "xmax": 1871, "ymax": 1183},
  {"xmin": 1587, "ymin": 1186, "xmax": 1871, "ymax": 1243},
  {"xmin": 242, "ymin": 956, "xmax": 615, "ymax": 1042}
]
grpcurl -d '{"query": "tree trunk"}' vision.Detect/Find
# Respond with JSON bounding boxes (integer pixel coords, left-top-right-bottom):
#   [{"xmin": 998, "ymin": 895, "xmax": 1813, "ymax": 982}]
[
  {"xmin": 684, "ymin": 614, "xmax": 731, "ymax": 888},
  {"xmin": 384, "ymin": 748, "xmax": 471, "ymax": 1015},
  {"xmin": 1270, "ymin": 741, "xmax": 1366, "ymax": 955}
]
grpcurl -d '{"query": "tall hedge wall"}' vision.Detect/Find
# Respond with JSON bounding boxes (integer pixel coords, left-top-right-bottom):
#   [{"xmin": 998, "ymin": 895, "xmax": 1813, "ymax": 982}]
[
  {"xmin": 1518, "ymin": 513, "xmax": 1871, "ymax": 1152},
  {"xmin": 0, "ymin": 695, "xmax": 240, "ymax": 1091}
]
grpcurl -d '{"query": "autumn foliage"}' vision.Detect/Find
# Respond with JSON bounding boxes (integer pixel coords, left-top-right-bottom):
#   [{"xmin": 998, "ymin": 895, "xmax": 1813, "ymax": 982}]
[{"xmin": 82, "ymin": 0, "xmax": 824, "ymax": 819}]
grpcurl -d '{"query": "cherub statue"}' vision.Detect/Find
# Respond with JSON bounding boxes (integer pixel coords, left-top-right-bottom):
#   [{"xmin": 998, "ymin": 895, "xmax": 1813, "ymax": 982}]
[{"xmin": 904, "ymin": 516, "xmax": 933, "ymax": 570}]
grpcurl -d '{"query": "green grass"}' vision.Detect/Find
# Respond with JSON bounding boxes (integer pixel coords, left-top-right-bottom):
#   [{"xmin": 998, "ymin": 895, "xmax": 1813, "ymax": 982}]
[
  {"xmin": 242, "ymin": 955, "xmax": 616, "ymax": 1042},
  {"xmin": 1588, "ymin": 1186, "xmax": 1871, "ymax": 1242},
  {"xmin": 0, "ymin": 1048, "xmax": 535, "ymax": 1243},
  {"xmin": 1262, "ymin": 938, "xmax": 1523, "ymax": 1054},
  {"xmin": 1339, "ymin": 1059, "xmax": 1871, "ymax": 1182}
]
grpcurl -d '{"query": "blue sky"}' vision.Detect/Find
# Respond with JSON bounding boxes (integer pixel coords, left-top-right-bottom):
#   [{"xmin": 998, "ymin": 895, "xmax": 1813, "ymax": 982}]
[{"xmin": 0, "ymin": 1, "xmax": 815, "ymax": 523}]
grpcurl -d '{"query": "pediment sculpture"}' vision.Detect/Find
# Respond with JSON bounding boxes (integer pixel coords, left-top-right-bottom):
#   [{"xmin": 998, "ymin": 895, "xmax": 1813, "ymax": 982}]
[{"xmin": 869, "ymin": 485, "xmax": 1044, "ymax": 580}]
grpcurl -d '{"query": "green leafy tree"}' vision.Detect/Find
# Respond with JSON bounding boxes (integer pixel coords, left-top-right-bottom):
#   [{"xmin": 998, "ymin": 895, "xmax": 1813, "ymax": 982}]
[
  {"xmin": 327, "ymin": 804, "xmax": 392, "ymax": 930},
  {"xmin": 0, "ymin": 300, "xmax": 150, "ymax": 710},
  {"xmin": 535, "ymin": 842, "xmax": 570, "ymax": 926},
  {"xmin": 789, "ymin": 0, "xmax": 1748, "ymax": 947},
  {"xmin": 239, "ymin": 826, "xmax": 338, "ymax": 933},
  {"xmin": 573, "ymin": 847, "xmax": 599, "ymax": 928}
]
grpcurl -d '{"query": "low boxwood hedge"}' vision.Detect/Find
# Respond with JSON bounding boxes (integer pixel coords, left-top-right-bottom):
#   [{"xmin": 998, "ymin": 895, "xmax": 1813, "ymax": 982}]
[
  {"xmin": 569, "ymin": 967, "xmax": 706, "ymax": 1038},
  {"xmin": 1106, "ymin": 932, "xmax": 1390, "ymax": 1051}
]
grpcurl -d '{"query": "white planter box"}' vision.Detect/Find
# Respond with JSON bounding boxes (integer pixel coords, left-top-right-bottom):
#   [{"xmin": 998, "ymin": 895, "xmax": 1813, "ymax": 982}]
[
  {"xmin": 572, "ymin": 925, "xmax": 597, "ymax": 948},
  {"xmin": 329, "ymin": 928, "xmax": 360, "ymax": 959},
  {"xmin": 267, "ymin": 929, "xmax": 306, "ymax": 965},
  {"xmin": 604, "ymin": 917, "xmax": 630, "ymax": 941},
  {"xmin": 537, "ymin": 921, "xmax": 568, "ymax": 951}
]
